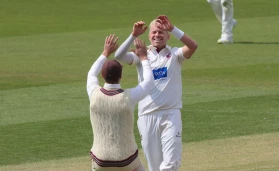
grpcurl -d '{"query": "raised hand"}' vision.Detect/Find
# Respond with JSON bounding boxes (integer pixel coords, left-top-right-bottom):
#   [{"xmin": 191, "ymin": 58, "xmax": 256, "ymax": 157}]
[
  {"xmin": 102, "ymin": 34, "xmax": 119, "ymax": 57},
  {"xmin": 132, "ymin": 38, "xmax": 147, "ymax": 61},
  {"xmin": 156, "ymin": 15, "xmax": 174, "ymax": 32},
  {"xmin": 132, "ymin": 21, "xmax": 148, "ymax": 37}
]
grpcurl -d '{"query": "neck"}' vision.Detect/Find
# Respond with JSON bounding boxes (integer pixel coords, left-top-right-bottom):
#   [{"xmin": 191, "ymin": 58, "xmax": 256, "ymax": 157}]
[{"xmin": 155, "ymin": 45, "xmax": 166, "ymax": 53}]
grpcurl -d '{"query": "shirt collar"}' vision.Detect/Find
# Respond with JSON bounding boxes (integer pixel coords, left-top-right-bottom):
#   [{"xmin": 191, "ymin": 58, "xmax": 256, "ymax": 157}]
[
  {"xmin": 147, "ymin": 45, "xmax": 171, "ymax": 52},
  {"xmin": 104, "ymin": 83, "xmax": 121, "ymax": 89}
]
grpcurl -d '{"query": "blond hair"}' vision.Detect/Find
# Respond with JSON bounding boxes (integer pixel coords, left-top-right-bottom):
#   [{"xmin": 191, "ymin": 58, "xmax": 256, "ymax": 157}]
[{"xmin": 149, "ymin": 19, "xmax": 162, "ymax": 28}]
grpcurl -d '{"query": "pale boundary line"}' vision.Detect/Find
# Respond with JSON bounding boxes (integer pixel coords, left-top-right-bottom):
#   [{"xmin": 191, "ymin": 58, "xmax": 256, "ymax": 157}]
[{"xmin": 1, "ymin": 132, "xmax": 278, "ymax": 171}]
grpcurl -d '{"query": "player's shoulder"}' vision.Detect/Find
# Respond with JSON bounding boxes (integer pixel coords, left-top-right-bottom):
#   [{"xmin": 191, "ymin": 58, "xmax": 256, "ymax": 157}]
[{"xmin": 167, "ymin": 45, "xmax": 180, "ymax": 52}]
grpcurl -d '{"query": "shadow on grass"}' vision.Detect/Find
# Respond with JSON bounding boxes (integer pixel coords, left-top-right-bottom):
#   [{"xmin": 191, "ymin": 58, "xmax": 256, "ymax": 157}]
[{"xmin": 234, "ymin": 41, "xmax": 279, "ymax": 44}]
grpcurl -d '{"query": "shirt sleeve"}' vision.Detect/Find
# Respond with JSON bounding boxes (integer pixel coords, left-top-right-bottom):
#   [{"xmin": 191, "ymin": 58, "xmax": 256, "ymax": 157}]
[
  {"xmin": 114, "ymin": 34, "xmax": 136, "ymax": 65},
  {"xmin": 86, "ymin": 55, "xmax": 107, "ymax": 99},
  {"xmin": 130, "ymin": 60, "xmax": 154, "ymax": 103},
  {"xmin": 174, "ymin": 47, "xmax": 186, "ymax": 64}
]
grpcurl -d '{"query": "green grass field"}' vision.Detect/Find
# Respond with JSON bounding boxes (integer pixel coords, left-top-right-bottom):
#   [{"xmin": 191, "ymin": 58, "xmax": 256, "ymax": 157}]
[{"xmin": 1, "ymin": 0, "xmax": 279, "ymax": 170}]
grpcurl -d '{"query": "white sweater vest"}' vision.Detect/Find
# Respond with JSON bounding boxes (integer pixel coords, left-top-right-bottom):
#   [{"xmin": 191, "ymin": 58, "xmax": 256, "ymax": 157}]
[{"xmin": 90, "ymin": 87, "xmax": 137, "ymax": 161}]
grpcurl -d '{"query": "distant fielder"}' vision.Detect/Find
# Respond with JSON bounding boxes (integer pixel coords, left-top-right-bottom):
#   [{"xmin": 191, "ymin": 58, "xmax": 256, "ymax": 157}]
[
  {"xmin": 87, "ymin": 34, "xmax": 154, "ymax": 171},
  {"xmin": 115, "ymin": 16, "xmax": 198, "ymax": 171},
  {"xmin": 207, "ymin": 0, "xmax": 236, "ymax": 44}
]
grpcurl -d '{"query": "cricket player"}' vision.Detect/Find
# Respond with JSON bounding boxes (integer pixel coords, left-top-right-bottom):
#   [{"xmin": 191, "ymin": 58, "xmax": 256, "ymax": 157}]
[
  {"xmin": 207, "ymin": 0, "xmax": 236, "ymax": 44},
  {"xmin": 87, "ymin": 34, "xmax": 154, "ymax": 171},
  {"xmin": 115, "ymin": 16, "xmax": 198, "ymax": 171}
]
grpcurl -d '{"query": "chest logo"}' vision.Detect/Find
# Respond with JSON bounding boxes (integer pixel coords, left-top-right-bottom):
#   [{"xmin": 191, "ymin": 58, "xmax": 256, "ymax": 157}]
[
  {"xmin": 153, "ymin": 67, "xmax": 167, "ymax": 80},
  {"xmin": 166, "ymin": 53, "xmax": 171, "ymax": 59}
]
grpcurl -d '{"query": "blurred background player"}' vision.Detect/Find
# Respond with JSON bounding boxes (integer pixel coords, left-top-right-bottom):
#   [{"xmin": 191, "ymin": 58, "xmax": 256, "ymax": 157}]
[
  {"xmin": 87, "ymin": 34, "xmax": 154, "ymax": 171},
  {"xmin": 207, "ymin": 0, "xmax": 236, "ymax": 44}
]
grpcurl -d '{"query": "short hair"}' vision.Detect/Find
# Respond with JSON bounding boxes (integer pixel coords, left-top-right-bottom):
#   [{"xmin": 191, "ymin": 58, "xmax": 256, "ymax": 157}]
[
  {"xmin": 149, "ymin": 19, "xmax": 162, "ymax": 29},
  {"xmin": 101, "ymin": 60, "xmax": 122, "ymax": 84},
  {"xmin": 149, "ymin": 19, "xmax": 169, "ymax": 35}
]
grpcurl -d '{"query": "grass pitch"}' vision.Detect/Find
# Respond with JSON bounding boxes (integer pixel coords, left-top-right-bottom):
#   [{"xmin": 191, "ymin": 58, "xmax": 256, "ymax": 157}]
[
  {"xmin": 0, "ymin": 0, "xmax": 279, "ymax": 170},
  {"xmin": 1, "ymin": 133, "xmax": 279, "ymax": 170}
]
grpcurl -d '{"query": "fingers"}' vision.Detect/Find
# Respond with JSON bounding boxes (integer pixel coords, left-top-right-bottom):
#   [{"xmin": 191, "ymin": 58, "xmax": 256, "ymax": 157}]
[
  {"xmin": 105, "ymin": 34, "xmax": 118, "ymax": 45},
  {"xmin": 157, "ymin": 15, "xmax": 168, "ymax": 21},
  {"xmin": 113, "ymin": 36, "xmax": 119, "ymax": 44},
  {"xmin": 134, "ymin": 38, "xmax": 144, "ymax": 48},
  {"xmin": 134, "ymin": 21, "xmax": 147, "ymax": 31},
  {"xmin": 105, "ymin": 36, "xmax": 109, "ymax": 44},
  {"xmin": 107, "ymin": 34, "xmax": 113, "ymax": 44},
  {"xmin": 134, "ymin": 21, "xmax": 146, "ymax": 27},
  {"xmin": 156, "ymin": 15, "xmax": 170, "ymax": 24},
  {"xmin": 155, "ymin": 15, "xmax": 173, "ymax": 31},
  {"xmin": 103, "ymin": 34, "xmax": 119, "ymax": 57}
]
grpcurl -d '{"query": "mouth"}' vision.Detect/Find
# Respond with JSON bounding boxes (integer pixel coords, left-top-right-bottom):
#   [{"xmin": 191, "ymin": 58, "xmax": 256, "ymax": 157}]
[{"xmin": 153, "ymin": 38, "xmax": 163, "ymax": 43}]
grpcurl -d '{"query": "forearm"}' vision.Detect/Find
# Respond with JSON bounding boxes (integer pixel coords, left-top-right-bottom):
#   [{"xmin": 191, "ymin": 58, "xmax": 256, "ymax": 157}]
[
  {"xmin": 114, "ymin": 34, "xmax": 136, "ymax": 63},
  {"xmin": 130, "ymin": 60, "xmax": 154, "ymax": 103},
  {"xmin": 180, "ymin": 33, "xmax": 198, "ymax": 51},
  {"xmin": 87, "ymin": 55, "xmax": 106, "ymax": 78},
  {"xmin": 141, "ymin": 60, "xmax": 154, "ymax": 89},
  {"xmin": 171, "ymin": 26, "xmax": 197, "ymax": 50},
  {"xmin": 86, "ymin": 55, "xmax": 107, "ymax": 97},
  {"xmin": 171, "ymin": 26, "xmax": 198, "ymax": 58}
]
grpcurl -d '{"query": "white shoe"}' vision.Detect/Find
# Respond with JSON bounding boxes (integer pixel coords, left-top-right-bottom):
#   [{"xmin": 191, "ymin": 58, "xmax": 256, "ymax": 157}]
[
  {"xmin": 217, "ymin": 38, "xmax": 233, "ymax": 44},
  {"xmin": 217, "ymin": 34, "xmax": 233, "ymax": 44},
  {"xmin": 217, "ymin": 20, "xmax": 236, "ymax": 44}
]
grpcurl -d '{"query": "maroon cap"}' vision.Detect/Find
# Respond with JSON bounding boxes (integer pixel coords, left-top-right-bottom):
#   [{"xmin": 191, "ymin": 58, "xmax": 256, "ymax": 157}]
[{"xmin": 101, "ymin": 60, "xmax": 122, "ymax": 83}]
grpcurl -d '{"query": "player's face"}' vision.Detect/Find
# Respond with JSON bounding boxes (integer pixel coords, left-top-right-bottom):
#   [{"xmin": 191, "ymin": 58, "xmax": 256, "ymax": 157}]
[{"xmin": 148, "ymin": 25, "xmax": 170, "ymax": 50}]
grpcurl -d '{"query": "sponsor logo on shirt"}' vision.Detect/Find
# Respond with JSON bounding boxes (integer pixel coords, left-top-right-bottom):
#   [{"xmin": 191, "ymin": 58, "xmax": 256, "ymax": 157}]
[{"xmin": 153, "ymin": 67, "xmax": 167, "ymax": 80}]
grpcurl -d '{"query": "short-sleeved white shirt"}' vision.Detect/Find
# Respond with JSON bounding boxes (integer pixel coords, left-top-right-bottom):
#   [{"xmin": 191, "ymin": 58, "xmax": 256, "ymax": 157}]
[{"xmin": 131, "ymin": 45, "xmax": 185, "ymax": 115}]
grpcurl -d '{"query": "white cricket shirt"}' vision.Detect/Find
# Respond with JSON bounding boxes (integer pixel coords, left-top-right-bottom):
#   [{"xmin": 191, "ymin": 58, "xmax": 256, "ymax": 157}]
[{"xmin": 132, "ymin": 45, "xmax": 186, "ymax": 115}]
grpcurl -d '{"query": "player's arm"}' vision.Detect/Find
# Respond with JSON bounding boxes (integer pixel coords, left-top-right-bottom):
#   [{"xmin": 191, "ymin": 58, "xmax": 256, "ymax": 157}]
[
  {"xmin": 115, "ymin": 21, "xmax": 147, "ymax": 65},
  {"xmin": 130, "ymin": 38, "xmax": 154, "ymax": 103},
  {"xmin": 157, "ymin": 15, "xmax": 198, "ymax": 59},
  {"xmin": 87, "ymin": 34, "xmax": 118, "ymax": 98},
  {"xmin": 174, "ymin": 29, "xmax": 198, "ymax": 59}
]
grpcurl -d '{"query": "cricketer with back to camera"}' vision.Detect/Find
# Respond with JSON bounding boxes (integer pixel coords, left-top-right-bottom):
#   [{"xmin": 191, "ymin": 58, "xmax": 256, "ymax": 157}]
[{"xmin": 87, "ymin": 34, "xmax": 154, "ymax": 171}]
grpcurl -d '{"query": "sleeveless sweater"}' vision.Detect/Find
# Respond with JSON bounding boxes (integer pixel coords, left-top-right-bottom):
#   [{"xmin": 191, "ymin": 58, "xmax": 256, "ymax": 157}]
[{"xmin": 90, "ymin": 86, "xmax": 137, "ymax": 161}]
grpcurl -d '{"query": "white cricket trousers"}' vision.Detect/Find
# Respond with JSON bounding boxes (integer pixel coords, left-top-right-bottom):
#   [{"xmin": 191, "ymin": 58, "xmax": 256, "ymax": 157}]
[
  {"xmin": 137, "ymin": 109, "xmax": 182, "ymax": 171},
  {"xmin": 207, "ymin": 0, "xmax": 234, "ymax": 37}
]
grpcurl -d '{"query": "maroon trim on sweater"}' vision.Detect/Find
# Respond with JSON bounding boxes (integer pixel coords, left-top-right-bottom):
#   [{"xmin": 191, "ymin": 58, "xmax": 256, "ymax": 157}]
[
  {"xmin": 89, "ymin": 150, "xmax": 138, "ymax": 167},
  {"xmin": 100, "ymin": 88, "xmax": 124, "ymax": 96}
]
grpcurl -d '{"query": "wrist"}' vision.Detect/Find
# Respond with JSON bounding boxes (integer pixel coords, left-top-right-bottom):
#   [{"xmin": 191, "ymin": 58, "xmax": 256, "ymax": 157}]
[
  {"xmin": 131, "ymin": 32, "xmax": 139, "ymax": 37},
  {"xmin": 101, "ymin": 52, "xmax": 109, "ymax": 57},
  {"xmin": 171, "ymin": 26, "xmax": 184, "ymax": 40}
]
